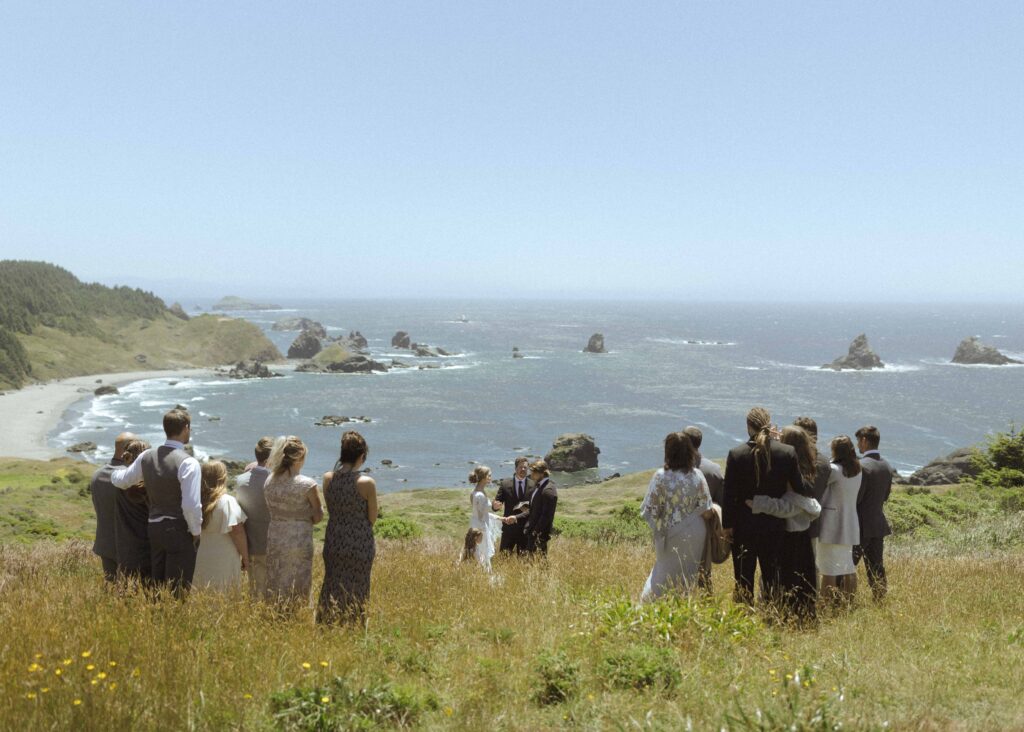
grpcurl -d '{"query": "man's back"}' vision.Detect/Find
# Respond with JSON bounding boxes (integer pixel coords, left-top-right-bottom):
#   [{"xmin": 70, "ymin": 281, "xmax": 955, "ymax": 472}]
[
  {"xmin": 858, "ymin": 455, "xmax": 893, "ymax": 539},
  {"xmin": 723, "ymin": 440, "xmax": 802, "ymax": 532},
  {"xmin": 236, "ymin": 466, "xmax": 272, "ymax": 555},
  {"xmin": 90, "ymin": 462, "xmax": 120, "ymax": 560},
  {"xmin": 698, "ymin": 457, "xmax": 724, "ymax": 505}
]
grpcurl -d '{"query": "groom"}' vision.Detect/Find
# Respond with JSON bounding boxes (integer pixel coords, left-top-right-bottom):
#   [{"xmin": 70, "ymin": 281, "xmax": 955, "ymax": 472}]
[{"xmin": 492, "ymin": 456, "xmax": 532, "ymax": 554}]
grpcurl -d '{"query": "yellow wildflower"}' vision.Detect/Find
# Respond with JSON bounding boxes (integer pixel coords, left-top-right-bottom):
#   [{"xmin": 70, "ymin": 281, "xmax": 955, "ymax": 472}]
[
  {"xmin": 62, "ymin": 659, "xmax": 73, "ymax": 666},
  {"xmin": 98, "ymin": 672, "xmax": 107, "ymax": 680},
  {"xmin": 131, "ymin": 668, "xmax": 140, "ymax": 678},
  {"xmin": 27, "ymin": 663, "xmax": 41, "ymax": 673},
  {"xmin": 91, "ymin": 680, "xmax": 99, "ymax": 686},
  {"xmin": 73, "ymin": 699, "xmax": 82, "ymax": 706},
  {"xmin": 444, "ymin": 707, "xmax": 454, "ymax": 717},
  {"xmin": 81, "ymin": 651, "xmax": 92, "ymax": 659},
  {"xmin": 785, "ymin": 673, "xmax": 793, "ymax": 681},
  {"xmin": 41, "ymin": 688, "xmax": 50, "ymax": 694},
  {"xmin": 319, "ymin": 661, "xmax": 329, "ymax": 668},
  {"xmin": 54, "ymin": 669, "xmax": 62, "ymax": 677},
  {"xmin": 243, "ymin": 693, "xmax": 253, "ymax": 700},
  {"xmin": 34, "ymin": 653, "xmax": 43, "ymax": 660},
  {"xmin": 321, "ymin": 696, "xmax": 331, "ymax": 704},
  {"xmin": 108, "ymin": 661, "xmax": 118, "ymax": 668},
  {"xmin": 301, "ymin": 662, "xmax": 312, "ymax": 670},
  {"xmin": 86, "ymin": 664, "xmax": 95, "ymax": 671},
  {"xmin": 108, "ymin": 683, "xmax": 118, "ymax": 691},
  {"xmin": 26, "ymin": 692, "xmax": 37, "ymax": 700}
]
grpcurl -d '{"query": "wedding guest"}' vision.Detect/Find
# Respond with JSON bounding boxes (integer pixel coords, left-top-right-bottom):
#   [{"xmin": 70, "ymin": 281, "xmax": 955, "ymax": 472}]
[
  {"xmin": 522, "ymin": 460, "xmax": 558, "ymax": 556},
  {"xmin": 467, "ymin": 466, "xmax": 510, "ymax": 571},
  {"xmin": 317, "ymin": 431, "xmax": 377, "ymax": 625},
  {"xmin": 818, "ymin": 436, "xmax": 863, "ymax": 605},
  {"xmin": 264, "ymin": 436, "xmax": 323, "ymax": 606},
  {"xmin": 748, "ymin": 425, "xmax": 822, "ymax": 622},
  {"xmin": 460, "ymin": 528, "xmax": 484, "ymax": 563},
  {"xmin": 792, "ymin": 417, "xmax": 832, "ymax": 548},
  {"xmin": 91, "ymin": 432, "xmax": 136, "ymax": 581},
  {"xmin": 640, "ymin": 432, "xmax": 715, "ymax": 601},
  {"xmin": 192, "ymin": 461, "xmax": 249, "ymax": 592},
  {"xmin": 235, "ymin": 436, "xmax": 274, "ymax": 598},
  {"xmin": 683, "ymin": 426, "xmax": 724, "ymax": 504},
  {"xmin": 492, "ymin": 456, "xmax": 532, "ymax": 554},
  {"xmin": 854, "ymin": 425, "xmax": 893, "ymax": 601},
  {"xmin": 114, "ymin": 438, "xmax": 151, "ymax": 583},
  {"xmin": 722, "ymin": 407, "xmax": 804, "ymax": 607},
  {"xmin": 111, "ymin": 409, "xmax": 202, "ymax": 596}
]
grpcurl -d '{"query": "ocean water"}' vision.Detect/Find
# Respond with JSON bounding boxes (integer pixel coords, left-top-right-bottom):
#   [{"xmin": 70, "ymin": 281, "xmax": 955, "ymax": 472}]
[{"xmin": 53, "ymin": 301, "xmax": 1024, "ymax": 493}]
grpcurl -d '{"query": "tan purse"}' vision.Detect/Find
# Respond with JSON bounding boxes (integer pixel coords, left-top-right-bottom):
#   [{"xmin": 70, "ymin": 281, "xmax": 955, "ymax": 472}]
[{"xmin": 703, "ymin": 504, "xmax": 732, "ymax": 565}]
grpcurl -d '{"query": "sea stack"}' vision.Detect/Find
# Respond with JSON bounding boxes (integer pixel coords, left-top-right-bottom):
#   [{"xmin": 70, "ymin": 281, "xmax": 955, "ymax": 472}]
[
  {"xmin": 544, "ymin": 433, "xmax": 600, "ymax": 472},
  {"xmin": 391, "ymin": 331, "xmax": 412, "ymax": 349},
  {"xmin": 287, "ymin": 330, "xmax": 323, "ymax": 359},
  {"xmin": 583, "ymin": 333, "xmax": 606, "ymax": 354},
  {"xmin": 821, "ymin": 334, "xmax": 884, "ymax": 371},
  {"xmin": 951, "ymin": 337, "xmax": 1022, "ymax": 365}
]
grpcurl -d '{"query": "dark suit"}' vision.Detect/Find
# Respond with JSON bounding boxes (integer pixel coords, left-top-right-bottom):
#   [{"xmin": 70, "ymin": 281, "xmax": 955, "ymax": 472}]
[
  {"xmin": 854, "ymin": 452, "xmax": 892, "ymax": 599},
  {"xmin": 723, "ymin": 439, "xmax": 804, "ymax": 605},
  {"xmin": 90, "ymin": 458, "xmax": 124, "ymax": 581},
  {"xmin": 524, "ymin": 478, "xmax": 558, "ymax": 556},
  {"xmin": 494, "ymin": 476, "xmax": 533, "ymax": 553},
  {"xmin": 806, "ymin": 452, "xmax": 832, "ymax": 540}
]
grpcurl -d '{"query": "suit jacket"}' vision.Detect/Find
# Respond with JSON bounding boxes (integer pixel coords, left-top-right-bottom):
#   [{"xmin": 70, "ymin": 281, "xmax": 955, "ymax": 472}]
[
  {"xmin": 807, "ymin": 452, "xmax": 832, "ymax": 539},
  {"xmin": 722, "ymin": 440, "xmax": 803, "ymax": 535},
  {"xmin": 857, "ymin": 453, "xmax": 893, "ymax": 539},
  {"xmin": 525, "ymin": 478, "xmax": 558, "ymax": 539},
  {"xmin": 494, "ymin": 477, "xmax": 534, "ymax": 517},
  {"xmin": 90, "ymin": 458, "xmax": 124, "ymax": 560},
  {"xmin": 698, "ymin": 456, "xmax": 725, "ymax": 505}
]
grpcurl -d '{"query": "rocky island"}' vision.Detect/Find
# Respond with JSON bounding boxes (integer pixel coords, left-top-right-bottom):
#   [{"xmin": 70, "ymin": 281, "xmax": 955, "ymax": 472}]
[
  {"xmin": 545, "ymin": 433, "xmax": 601, "ymax": 472},
  {"xmin": 583, "ymin": 333, "xmax": 606, "ymax": 354},
  {"xmin": 951, "ymin": 336, "xmax": 1021, "ymax": 365},
  {"xmin": 821, "ymin": 334, "xmax": 884, "ymax": 371}
]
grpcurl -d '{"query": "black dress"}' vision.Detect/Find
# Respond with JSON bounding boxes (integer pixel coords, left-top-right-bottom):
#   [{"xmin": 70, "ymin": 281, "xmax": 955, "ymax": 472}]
[{"xmin": 317, "ymin": 468, "xmax": 375, "ymax": 624}]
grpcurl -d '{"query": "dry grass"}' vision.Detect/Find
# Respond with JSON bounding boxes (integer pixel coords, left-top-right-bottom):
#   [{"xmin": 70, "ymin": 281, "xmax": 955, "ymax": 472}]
[{"xmin": 2, "ymin": 534, "xmax": 1023, "ymax": 731}]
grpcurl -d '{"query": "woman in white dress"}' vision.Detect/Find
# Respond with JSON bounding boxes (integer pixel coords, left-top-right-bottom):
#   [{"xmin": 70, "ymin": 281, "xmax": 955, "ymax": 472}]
[
  {"xmin": 640, "ymin": 432, "xmax": 715, "ymax": 601},
  {"xmin": 817, "ymin": 435, "xmax": 863, "ymax": 605},
  {"xmin": 192, "ymin": 461, "xmax": 249, "ymax": 592},
  {"xmin": 467, "ymin": 466, "xmax": 509, "ymax": 572}
]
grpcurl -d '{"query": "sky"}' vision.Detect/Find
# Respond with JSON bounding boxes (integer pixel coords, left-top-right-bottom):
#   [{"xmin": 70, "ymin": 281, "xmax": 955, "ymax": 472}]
[{"xmin": 0, "ymin": 2, "xmax": 1022, "ymax": 301}]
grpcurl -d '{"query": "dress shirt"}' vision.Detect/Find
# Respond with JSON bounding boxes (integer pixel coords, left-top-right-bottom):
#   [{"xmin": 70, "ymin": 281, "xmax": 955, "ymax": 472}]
[
  {"xmin": 110, "ymin": 440, "xmax": 203, "ymax": 537},
  {"xmin": 514, "ymin": 477, "xmax": 527, "ymax": 501}
]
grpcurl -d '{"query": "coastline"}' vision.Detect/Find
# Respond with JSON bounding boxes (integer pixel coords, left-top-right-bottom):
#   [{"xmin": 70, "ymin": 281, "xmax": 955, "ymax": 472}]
[{"xmin": 0, "ymin": 369, "xmax": 213, "ymax": 460}]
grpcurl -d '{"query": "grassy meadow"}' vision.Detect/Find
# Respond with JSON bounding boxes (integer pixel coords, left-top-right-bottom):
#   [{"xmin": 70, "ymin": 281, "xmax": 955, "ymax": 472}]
[{"xmin": 2, "ymin": 459, "xmax": 1024, "ymax": 730}]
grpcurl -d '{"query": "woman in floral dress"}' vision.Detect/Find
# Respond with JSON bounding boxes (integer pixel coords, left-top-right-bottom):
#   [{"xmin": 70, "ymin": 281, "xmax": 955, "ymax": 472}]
[
  {"xmin": 640, "ymin": 431, "xmax": 715, "ymax": 601},
  {"xmin": 317, "ymin": 431, "xmax": 377, "ymax": 625}
]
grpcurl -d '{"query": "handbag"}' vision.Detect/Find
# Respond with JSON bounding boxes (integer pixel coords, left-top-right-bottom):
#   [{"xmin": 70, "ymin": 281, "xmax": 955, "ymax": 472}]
[{"xmin": 702, "ymin": 503, "xmax": 732, "ymax": 565}]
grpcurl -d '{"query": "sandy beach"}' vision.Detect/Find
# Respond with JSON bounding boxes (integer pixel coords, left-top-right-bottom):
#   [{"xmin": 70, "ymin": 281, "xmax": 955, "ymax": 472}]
[{"xmin": 0, "ymin": 369, "xmax": 212, "ymax": 460}]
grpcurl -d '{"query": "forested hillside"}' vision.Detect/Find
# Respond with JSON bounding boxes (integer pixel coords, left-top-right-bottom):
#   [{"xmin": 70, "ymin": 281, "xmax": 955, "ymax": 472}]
[{"xmin": 0, "ymin": 261, "xmax": 281, "ymax": 388}]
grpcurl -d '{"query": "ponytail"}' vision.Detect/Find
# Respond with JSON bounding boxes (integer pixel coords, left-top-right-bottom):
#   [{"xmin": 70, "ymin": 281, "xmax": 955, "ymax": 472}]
[{"xmin": 747, "ymin": 407, "xmax": 773, "ymax": 487}]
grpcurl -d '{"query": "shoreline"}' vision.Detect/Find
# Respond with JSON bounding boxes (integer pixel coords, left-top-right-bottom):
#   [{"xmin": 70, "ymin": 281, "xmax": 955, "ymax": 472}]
[{"xmin": 0, "ymin": 369, "xmax": 214, "ymax": 460}]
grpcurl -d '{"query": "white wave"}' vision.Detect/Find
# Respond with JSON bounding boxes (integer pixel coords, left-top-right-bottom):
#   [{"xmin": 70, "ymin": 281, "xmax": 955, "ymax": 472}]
[
  {"xmin": 140, "ymin": 399, "xmax": 175, "ymax": 408},
  {"xmin": 766, "ymin": 360, "xmax": 923, "ymax": 373},
  {"xmin": 646, "ymin": 337, "xmax": 736, "ymax": 346},
  {"xmin": 737, "ymin": 366, "xmax": 761, "ymax": 371}
]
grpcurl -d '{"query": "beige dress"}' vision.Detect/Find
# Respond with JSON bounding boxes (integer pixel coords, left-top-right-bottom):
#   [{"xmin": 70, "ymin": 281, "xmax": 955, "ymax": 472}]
[{"xmin": 264, "ymin": 472, "xmax": 317, "ymax": 602}]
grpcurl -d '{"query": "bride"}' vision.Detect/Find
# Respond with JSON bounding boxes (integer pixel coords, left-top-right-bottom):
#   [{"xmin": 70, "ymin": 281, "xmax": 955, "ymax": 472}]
[{"xmin": 467, "ymin": 466, "xmax": 511, "ymax": 572}]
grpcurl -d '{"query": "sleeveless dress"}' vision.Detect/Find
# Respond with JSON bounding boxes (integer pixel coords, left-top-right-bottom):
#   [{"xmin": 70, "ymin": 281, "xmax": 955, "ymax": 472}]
[
  {"xmin": 317, "ymin": 468, "xmax": 376, "ymax": 624},
  {"xmin": 639, "ymin": 468, "xmax": 713, "ymax": 601},
  {"xmin": 192, "ymin": 494, "xmax": 247, "ymax": 592},
  {"xmin": 264, "ymin": 472, "xmax": 317, "ymax": 603},
  {"xmin": 469, "ymin": 490, "xmax": 503, "ymax": 571}
]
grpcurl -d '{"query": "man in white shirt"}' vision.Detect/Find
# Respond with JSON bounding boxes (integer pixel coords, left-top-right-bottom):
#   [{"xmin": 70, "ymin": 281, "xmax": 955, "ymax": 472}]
[{"xmin": 111, "ymin": 409, "xmax": 202, "ymax": 596}]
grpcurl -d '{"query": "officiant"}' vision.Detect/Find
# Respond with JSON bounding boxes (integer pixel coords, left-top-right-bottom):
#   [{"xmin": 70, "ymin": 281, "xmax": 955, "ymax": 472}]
[{"xmin": 492, "ymin": 456, "xmax": 533, "ymax": 554}]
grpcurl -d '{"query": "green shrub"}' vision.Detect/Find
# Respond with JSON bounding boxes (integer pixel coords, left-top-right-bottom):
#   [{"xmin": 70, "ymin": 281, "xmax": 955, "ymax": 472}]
[
  {"xmin": 998, "ymin": 489, "xmax": 1024, "ymax": 513},
  {"xmin": 374, "ymin": 515, "xmax": 424, "ymax": 540},
  {"xmin": 972, "ymin": 427, "xmax": 1024, "ymax": 491},
  {"xmin": 533, "ymin": 651, "xmax": 580, "ymax": 705},
  {"xmin": 269, "ymin": 676, "xmax": 438, "ymax": 730},
  {"xmin": 554, "ymin": 502, "xmax": 649, "ymax": 543},
  {"xmin": 588, "ymin": 592, "xmax": 762, "ymax": 643},
  {"xmin": 887, "ymin": 491, "xmax": 979, "ymax": 536},
  {"xmin": 600, "ymin": 644, "xmax": 681, "ymax": 691}
]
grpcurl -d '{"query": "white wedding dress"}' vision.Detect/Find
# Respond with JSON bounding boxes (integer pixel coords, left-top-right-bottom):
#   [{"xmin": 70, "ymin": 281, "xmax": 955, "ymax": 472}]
[{"xmin": 470, "ymin": 490, "xmax": 503, "ymax": 572}]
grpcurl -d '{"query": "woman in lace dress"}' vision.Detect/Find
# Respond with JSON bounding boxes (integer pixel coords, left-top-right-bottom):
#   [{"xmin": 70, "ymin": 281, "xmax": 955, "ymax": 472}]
[
  {"xmin": 192, "ymin": 461, "xmax": 249, "ymax": 592},
  {"xmin": 640, "ymin": 432, "xmax": 715, "ymax": 601},
  {"xmin": 264, "ymin": 436, "xmax": 324, "ymax": 605},
  {"xmin": 317, "ymin": 431, "xmax": 377, "ymax": 625},
  {"xmin": 466, "ymin": 466, "xmax": 508, "ymax": 572}
]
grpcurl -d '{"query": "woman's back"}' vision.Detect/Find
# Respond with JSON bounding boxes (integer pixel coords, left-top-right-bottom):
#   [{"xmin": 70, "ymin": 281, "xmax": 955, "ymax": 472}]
[
  {"xmin": 265, "ymin": 472, "xmax": 316, "ymax": 521},
  {"xmin": 318, "ymin": 468, "xmax": 375, "ymax": 623},
  {"xmin": 819, "ymin": 465, "xmax": 862, "ymax": 545},
  {"xmin": 193, "ymin": 494, "xmax": 246, "ymax": 591}
]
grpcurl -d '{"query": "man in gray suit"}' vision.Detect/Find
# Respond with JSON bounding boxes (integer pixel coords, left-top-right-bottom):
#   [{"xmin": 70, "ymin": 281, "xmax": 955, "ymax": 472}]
[
  {"xmin": 854, "ymin": 425, "xmax": 892, "ymax": 601},
  {"xmin": 682, "ymin": 426, "xmax": 724, "ymax": 505},
  {"xmin": 235, "ymin": 436, "xmax": 274, "ymax": 597},
  {"xmin": 90, "ymin": 432, "xmax": 136, "ymax": 581}
]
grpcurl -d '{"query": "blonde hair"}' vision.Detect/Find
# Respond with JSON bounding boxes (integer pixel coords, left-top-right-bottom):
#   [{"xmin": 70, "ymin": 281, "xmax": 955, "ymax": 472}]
[
  {"xmin": 468, "ymin": 465, "xmax": 491, "ymax": 486},
  {"xmin": 529, "ymin": 459, "xmax": 550, "ymax": 478},
  {"xmin": 200, "ymin": 461, "xmax": 228, "ymax": 528},
  {"xmin": 267, "ymin": 435, "xmax": 308, "ymax": 477},
  {"xmin": 747, "ymin": 407, "xmax": 773, "ymax": 487}
]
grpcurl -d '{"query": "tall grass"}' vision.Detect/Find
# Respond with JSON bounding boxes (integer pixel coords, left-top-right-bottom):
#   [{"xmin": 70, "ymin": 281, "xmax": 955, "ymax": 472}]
[{"xmin": 2, "ymin": 536, "xmax": 1023, "ymax": 730}]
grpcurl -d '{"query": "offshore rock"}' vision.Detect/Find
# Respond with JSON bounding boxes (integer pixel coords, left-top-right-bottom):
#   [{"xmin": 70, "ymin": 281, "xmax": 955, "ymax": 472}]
[
  {"xmin": 583, "ymin": 333, "xmax": 606, "ymax": 354},
  {"xmin": 951, "ymin": 336, "xmax": 1022, "ymax": 365},
  {"xmin": 545, "ymin": 433, "xmax": 600, "ymax": 472},
  {"xmin": 273, "ymin": 318, "xmax": 327, "ymax": 339},
  {"xmin": 821, "ymin": 334, "xmax": 884, "ymax": 370},
  {"xmin": 288, "ymin": 331, "xmax": 323, "ymax": 359}
]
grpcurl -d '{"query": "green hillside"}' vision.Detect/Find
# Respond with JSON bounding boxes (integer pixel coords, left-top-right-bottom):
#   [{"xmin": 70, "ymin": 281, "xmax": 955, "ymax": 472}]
[{"xmin": 0, "ymin": 261, "xmax": 282, "ymax": 388}]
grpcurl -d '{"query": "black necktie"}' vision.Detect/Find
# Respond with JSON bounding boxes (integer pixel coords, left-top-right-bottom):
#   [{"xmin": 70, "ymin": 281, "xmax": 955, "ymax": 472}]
[{"xmin": 516, "ymin": 480, "xmax": 523, "ymax": 500}]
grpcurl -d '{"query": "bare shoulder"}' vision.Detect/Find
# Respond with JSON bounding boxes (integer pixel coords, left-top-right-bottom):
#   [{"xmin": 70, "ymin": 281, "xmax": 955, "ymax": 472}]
[{"xmin": 356, "ymin": 474, "xmax": 377, "ymax": 490}]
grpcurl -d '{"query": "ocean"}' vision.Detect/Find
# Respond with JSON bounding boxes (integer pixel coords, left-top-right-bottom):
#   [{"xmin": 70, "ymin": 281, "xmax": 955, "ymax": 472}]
[{"xmin": 52, "ymin": 300, "xmax": 1024, "ymax": 493}]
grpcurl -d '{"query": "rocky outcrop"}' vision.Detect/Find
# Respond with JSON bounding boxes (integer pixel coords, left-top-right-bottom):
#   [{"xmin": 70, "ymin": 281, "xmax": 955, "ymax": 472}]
[
  {"xmin": 544, "ymin": 433, "xmax": 600, "ymax": 472},
  {"xmin": 952, "ymin": 337, "xmax": 1021, "ymax": 365},
  {"xmin": 213, "ymin": 296, "xmax": 282, "ymax": 311},
  {"xmin": 287, "ymin": 331, "xmax": 323, "ymax": 359},
  {"xmin": 513, "ymin": 347, "xmax": 523, "ymax": 359},
  {"xmin": 821, "ymin": 334, "xmax": 884, "ymax": 370},
  {"xmin": 314, "ymin": 415, "xmax": 372, "ymax": 427},
  {"xmin": 169, "ymin": 302, "xmax": 190, "ymax": 321},
  {"xmin": 226, "ymin": 360, "xmax": 282, "ymax": 379},
  {"xmin": 392, "ymin": 331, "xmax": 411, "ymax": 349},
  {"xmin": 903, "ymin": 447, "xmax": 981, "ymax": 486},
  {"xmin": 272, "ymin": 318, "xmax": 327, "ymax": 339},
  {"xmin": 94, "ymin": 385, "xmax": 119, "ymax": 396},
  {"xmin": 583, "ymin": 334, "xmax": 606, "ymax": 354},
  {"xmin": 345, "ymin": 331, "xmax": 368, "ymax": 349},
  {"xmin": 296, "ymin": 344, "xmax": 388, "ymax": 374},
  {"xmin": 67, "ymin": 441, "xmax": 97, "ymax": 453}
]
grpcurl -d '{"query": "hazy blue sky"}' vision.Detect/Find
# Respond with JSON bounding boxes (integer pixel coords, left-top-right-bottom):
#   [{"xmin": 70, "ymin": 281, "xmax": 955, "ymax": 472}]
[{"xmin": 1, "ymin": 2, "xmax": 1021, "ymax": 301}]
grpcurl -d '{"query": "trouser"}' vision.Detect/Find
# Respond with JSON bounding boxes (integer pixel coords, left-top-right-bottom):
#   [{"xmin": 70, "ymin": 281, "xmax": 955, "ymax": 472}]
[
  {"xmin": 499, "ymin": 525, "xmax": 524, "ymax": 554},
  {"xmin": 526, "ymin": 531, "xmax": 550, "ymax": 557},
  {"xmin": 100, "ymin": 556, "xmax": 118, "ymax": 582},
  {"xmin": 148, "ymin": 519, "xmax": 197, "ymax": 597},
  {"xmin": 853, "ymin": 536, "xmax": 886, "ymax": 599},
  {"xmin": 732, "ymin": 530, "xmax": 784, "ymax": 606},
  {"xmin": 248, "ymin": 554, "xmax": 268, "ymax": 598}
]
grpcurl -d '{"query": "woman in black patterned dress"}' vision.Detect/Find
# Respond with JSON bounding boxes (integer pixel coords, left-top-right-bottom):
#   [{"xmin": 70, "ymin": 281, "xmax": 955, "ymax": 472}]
[{"xmin": 316, "ymin": 431, "xmax": 377, "ymax": 625}]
